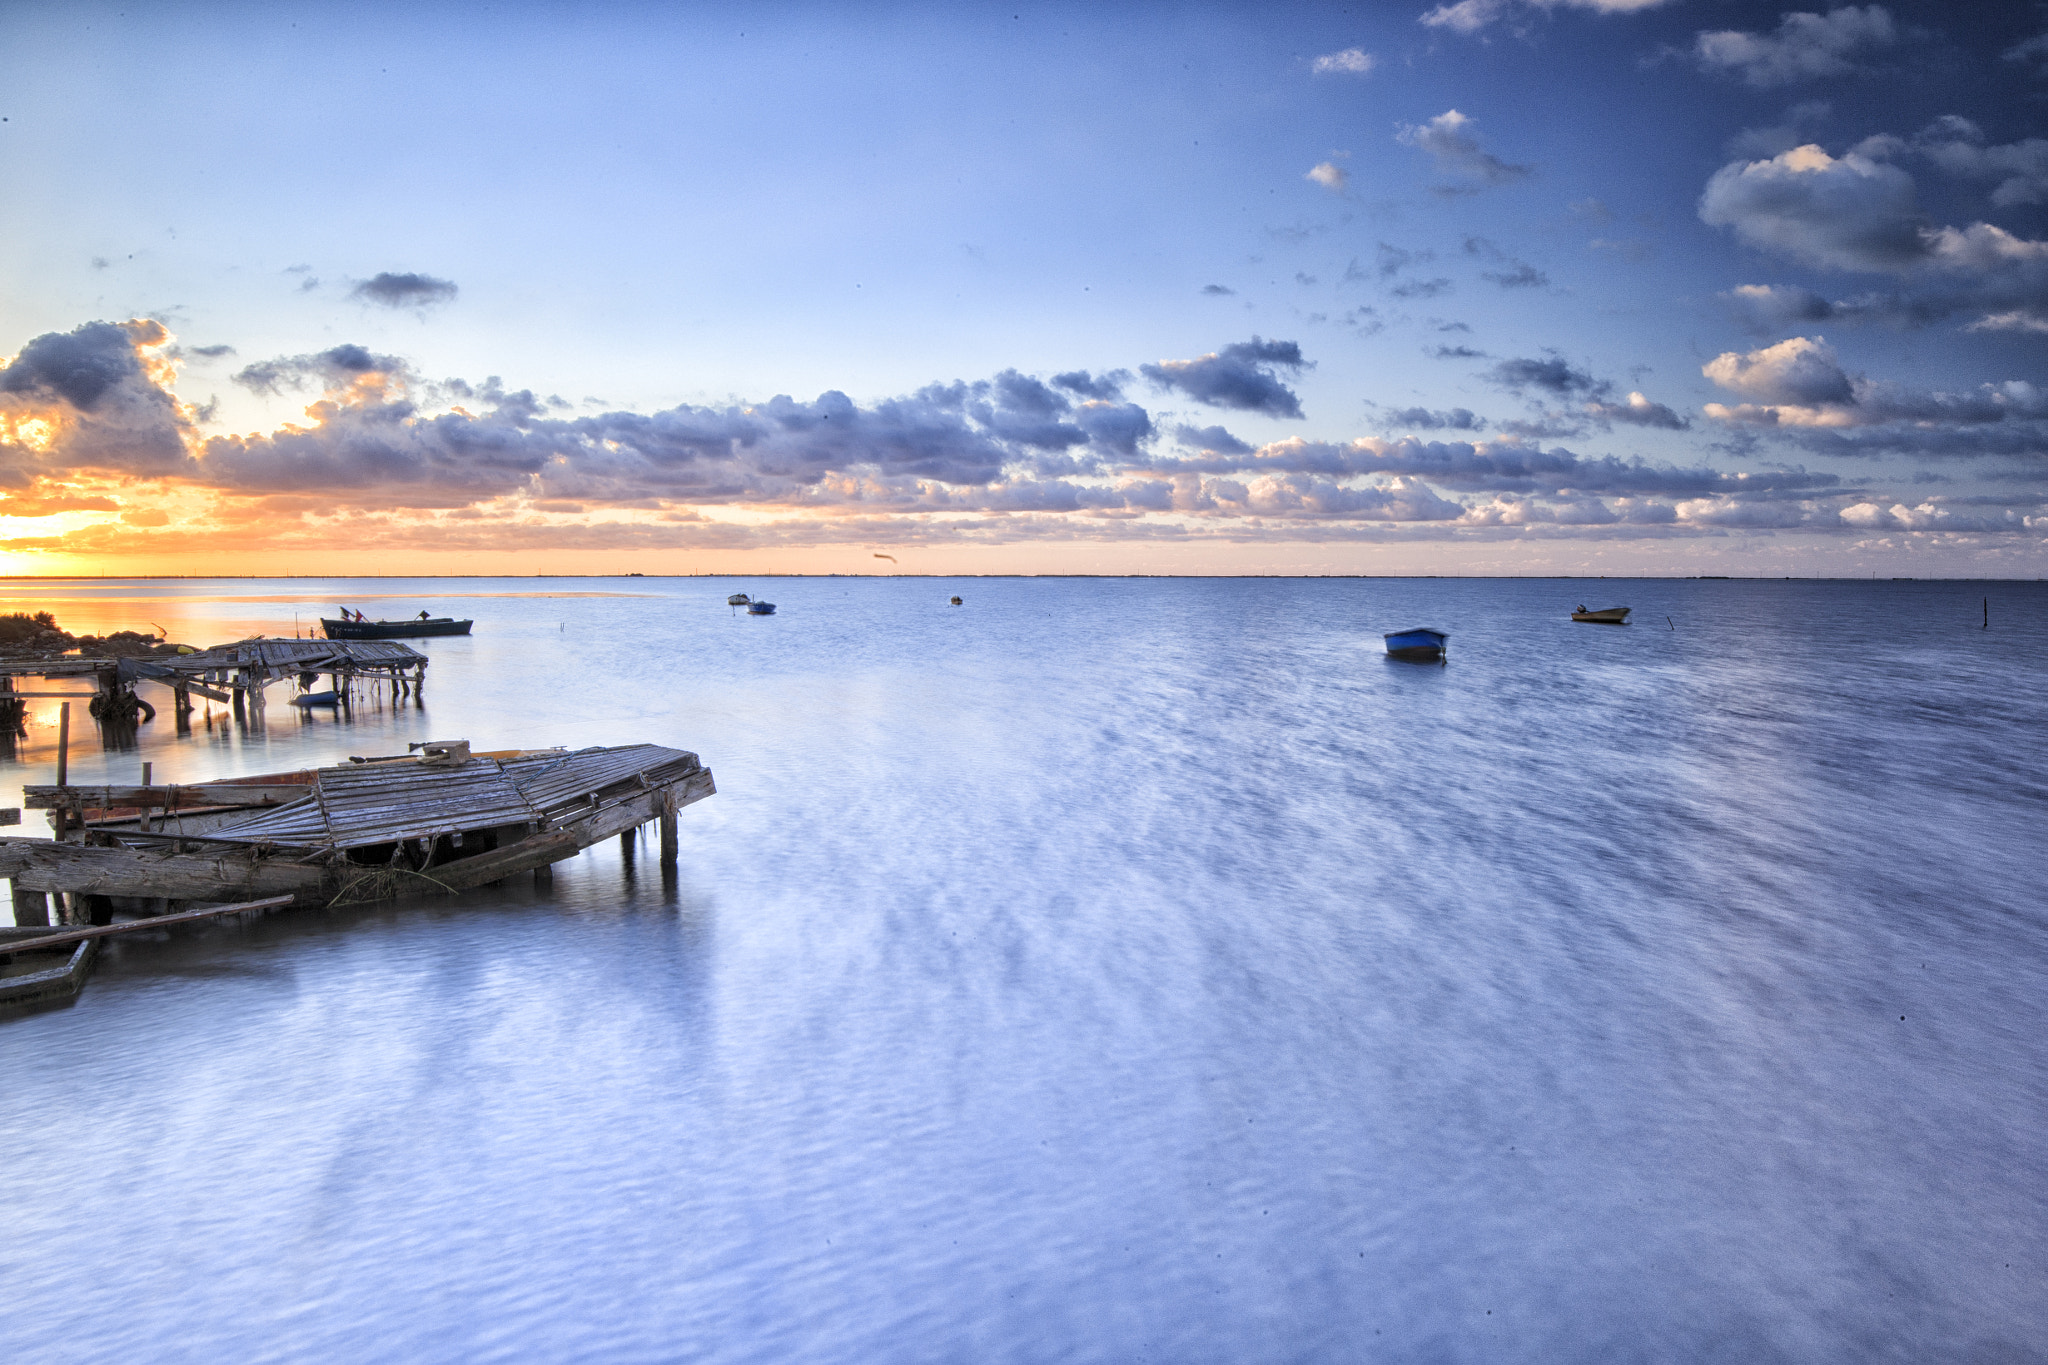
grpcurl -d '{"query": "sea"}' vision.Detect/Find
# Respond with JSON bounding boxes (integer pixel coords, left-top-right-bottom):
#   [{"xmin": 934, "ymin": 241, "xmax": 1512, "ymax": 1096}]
[{"xmin": 0, "ymin": 576, "xmax": 2043, "ymax": 1364}]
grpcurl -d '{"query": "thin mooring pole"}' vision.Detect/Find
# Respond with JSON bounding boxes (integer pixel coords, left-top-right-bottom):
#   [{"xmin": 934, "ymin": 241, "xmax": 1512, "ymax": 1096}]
[
  {"xmin": 55, "ymin": 701, "xmax": 69, "ymax": 789},
  {"xmin": 1983, "ymin": 597, "xmax": 1988, "ymax": 630}
]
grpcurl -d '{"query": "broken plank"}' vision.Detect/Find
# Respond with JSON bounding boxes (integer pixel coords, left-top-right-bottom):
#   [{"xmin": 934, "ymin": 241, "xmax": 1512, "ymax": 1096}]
[
  {"xmin": 23, "ymin": 783, "xmax": 314, "ymax": 810},
  {"xmin": 0, "ymin": 896, "xmax": 296, "ymax": 957}
]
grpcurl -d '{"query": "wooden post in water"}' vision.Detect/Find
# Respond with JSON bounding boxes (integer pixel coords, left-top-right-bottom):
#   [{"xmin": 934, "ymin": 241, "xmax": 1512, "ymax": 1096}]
[
  {"xmin": 659, "ymin": 800, "xmax": 678, "ymax": 865},
  {"xmin": 55, "ymin": 701, "xmax": 69, "ymax": 790},
  {"xmin": 1983, "ymin": 596, "xmax": 1988, "ymax": 629},
  {"xmin": 12, "ymin": 885, "xmax": 50, "ymax": 928}
]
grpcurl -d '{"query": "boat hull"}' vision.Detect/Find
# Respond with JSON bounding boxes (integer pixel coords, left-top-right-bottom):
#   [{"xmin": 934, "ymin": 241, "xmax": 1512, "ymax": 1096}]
[
  {"xmin": 1383, "ymin": 628, "xmax": 1448, "ymax": 661},
  {"xmin": 322, "ymin": 618, "xmax": 473, "ymax": 639},
  {"xmin": 1570, "ymin": 607, "xmax": 1630, "ymax": 624}
]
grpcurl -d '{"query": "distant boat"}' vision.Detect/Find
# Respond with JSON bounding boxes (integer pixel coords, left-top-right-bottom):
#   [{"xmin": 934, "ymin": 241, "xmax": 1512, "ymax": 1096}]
[
  {"xmin": 1384, "ymin": 627, "xmax": 1448, "ymax": 661},
  {"xmin": 747, "ymin": 601, "xmax": 777, "ymax": 615},
  {"xmin": 727, "ymin": 593, "xmax": 752, "ymax": 606},
  {"xmin": 1571, "ymin": 606, "xmax": 1631, "ymax": 624},
  {"xmin": 322, "ymin": 617, "xmax": 472, "ymax": 640},
  {"xmin": 949, "ymin": 596, "xmax": 963, "ymax": 606}
]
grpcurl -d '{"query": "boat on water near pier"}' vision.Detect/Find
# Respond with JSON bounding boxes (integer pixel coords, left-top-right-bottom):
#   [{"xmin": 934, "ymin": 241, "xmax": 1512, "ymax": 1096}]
[
  {"xmin": 323, "ymin": 615, "xmax": 473, "ymax": 640},
  {"xmin": 1, "ymin": 741, "xmax": 715, "ymax": 922},
  {"xmin": 727, "ymin": 593, "xmax": 752, "ymax": 606},
  {"xmin": 1571, "ymin": 606, "xmax": 1631, "ymax": 624},
  {"xmin": 747, "ymin": 601, "xmax": 776, "ymax": 615},
  {"xmin": 1384, "ymin": 627, "xmax": 1448, "ymax": 662}
]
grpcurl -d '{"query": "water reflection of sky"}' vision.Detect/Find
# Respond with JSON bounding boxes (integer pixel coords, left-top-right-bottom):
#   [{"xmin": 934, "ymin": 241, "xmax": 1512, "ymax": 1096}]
[{"xmin": 1, "ymin": 576, "xmax": 2045, "ymax": 1361}]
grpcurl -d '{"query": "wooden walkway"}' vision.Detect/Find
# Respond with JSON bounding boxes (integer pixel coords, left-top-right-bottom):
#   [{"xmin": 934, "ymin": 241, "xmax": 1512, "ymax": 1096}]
[
  {"xmin": 0, "ymin": 638, "xmax": 428, "ymax": 731},
  {"xmin": 4, "ymin": 742, "xmax": 715, "ymax": 910}
]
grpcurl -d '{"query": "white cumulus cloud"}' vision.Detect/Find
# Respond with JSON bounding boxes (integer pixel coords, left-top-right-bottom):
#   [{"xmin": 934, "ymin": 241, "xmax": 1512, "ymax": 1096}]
[
  {"xmin": 1306, "ymin": 161, "xmax": 1349, "ymax": 191},
  {"xmin": 1311, "ymin": 48, "xmax": 1376, "ymax": 76}
]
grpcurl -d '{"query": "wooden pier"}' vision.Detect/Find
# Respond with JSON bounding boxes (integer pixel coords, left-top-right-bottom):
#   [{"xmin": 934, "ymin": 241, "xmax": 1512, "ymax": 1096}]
[
  {"xmin": 0, "ymin": 638, "xmax": 430, "ymax": 735},
  {"xmin": 5, "ymin": 742, "xmax": 715, "ymax": 918}
]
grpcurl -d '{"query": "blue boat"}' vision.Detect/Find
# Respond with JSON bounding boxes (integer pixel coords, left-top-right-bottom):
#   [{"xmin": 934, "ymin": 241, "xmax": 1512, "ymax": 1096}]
[
  {"xmin": 746, "ymin": 601, "xmax": 777, "ymax": 616},
  {"xmin": 1383, "ymin": 627, "xmax": 1448, "ymax": 661}
]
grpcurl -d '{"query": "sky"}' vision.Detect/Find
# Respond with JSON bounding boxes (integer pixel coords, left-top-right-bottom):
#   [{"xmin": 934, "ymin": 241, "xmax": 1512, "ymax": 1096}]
[{"xmin": 1, "ymin": 0, "xmax": 2044, "ymax": 577}]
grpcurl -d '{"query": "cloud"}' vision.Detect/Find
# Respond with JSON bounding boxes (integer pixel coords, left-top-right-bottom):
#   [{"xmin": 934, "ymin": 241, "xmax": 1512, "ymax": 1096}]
[
  {"xmin": 1702, "ymin": 144, "xmax": 2048, "ymax": 330},
  {"xmin": 6, "ymin": 319, "xmax": 2035, "ymax": 556},
  {"xmin": 1377, "ymin": 242, "xmax": 1430, "ymax": 277},
  {"xmin": 1702, "ymin": 336, "xmax": 1855, "ymax": 406},
  {"xmin": 1380, "ymin": 407, "xmax": 1484, "ymax": 431},
  {"xmin": 1140, "ymin": 338, "xmax": 1310, "ymax": 418},
  {"xmin": 1727, "ymin": 101, "xmax": 1835, "ymax": 159},
  {"xmin": 1419, "ymin": 0, "xmax": 1669, "ymax": 36},
  {"xmin": 0, "ymin": 320, "xmax": 198, "ymax": 479},
  {"xmin": 1306, "ymin": 161, "xmax": 1348, "ymax": 192},
  {"xmin": 1173, "ymin": 423, "xmax": 1254, "ymax": 456},
  {"xmin": 1693, "ymin": 5, "xmax": 1898, "ymax": 87},
  {"xmin": 233, "ymin": 343, "xmax": 411, "ymax": 396},
  {"xmin": 1051, "ymin": 370, "xmax": 1129, "ymax": 401},
  {"xmin": 1311, "ymin": 48, "xmax": 1376, "ymax": 76},
  {"xmin": 1701, "ymin": 338, "xmax": 2048, "ymax": 456},
  {"xmin": 1147, "ymin": 434, "xmax": 1838, "ymax": 500},
  {"xmin": 2006, "ymin": 32, "xmax": 2048, "ymax": 77},
  {"xmin": 1427, "ymin": 344, "xmax": 1487, "ymax": 359},
  {"xmin": 1201, "ymin": 283, "xmax": 1236, "ymax": 296},
  {"xmin": 1914, "ymin": 117, "xmax": 2048, "ymax": 208},
  {"xmin": 1587, "ymin": 392, "xmax": 1689, "ymax": 429},
  {"xmin": 1465, "ymin": 238, "xmax": 1550, "ymax": 289},
  {"xmin": 187, "ymin": 344, "xmax": 236, "ymax": 359},
  {"xmin": 1485, "ymin": 355, "xmax": 1604, "ymax": 396},
  {"xmin": 1396, "ymin": 111, "xmax": 1531, "ymax": 192},
  {"xmin": 1700, "ymin": 143, "xmax": 1925, "ymax": 270},
  {"xmin": 348, "ymin": 272, "xmax": 459, "ymax": 308}
]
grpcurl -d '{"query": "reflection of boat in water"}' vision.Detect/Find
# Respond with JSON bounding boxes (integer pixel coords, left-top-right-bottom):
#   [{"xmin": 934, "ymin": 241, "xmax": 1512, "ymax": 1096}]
[
  {"xmin": 323, "ymin": 617, "xmax": 472, "ymax": 639},
  {"xmin": 1384, "ymin": 627, "xmax": 1448, "ymax": 661},
  {"xmin": 727, "ymin": 593, "xmax": 752, "ymax": 606},
  {"xmin": 747, "ymin": 601, "xmax": 776, "ymax": 615},
  {"xmin": 1571, "ymin": 605, "xmax": 1630, "ymax": 624}
]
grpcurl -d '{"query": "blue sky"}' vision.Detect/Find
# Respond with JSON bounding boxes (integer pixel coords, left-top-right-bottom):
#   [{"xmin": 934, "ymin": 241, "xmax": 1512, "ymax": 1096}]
[{"xmin": 0, "ymin": 0, "xmax": 2044, "ymax": 574}]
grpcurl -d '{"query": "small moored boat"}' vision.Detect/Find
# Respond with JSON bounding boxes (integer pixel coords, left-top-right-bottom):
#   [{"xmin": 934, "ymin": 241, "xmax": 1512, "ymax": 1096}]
[
  {"xmin": 1384, "ymin": 627, "xmax": 1448, "ymax": 661},
  {"xmin": 727, "ymin": 593, "xmax": 752, "ymax": 606},
  {"xmin": 747, "ymin": 601, "xmax": 776, "ymax": 615},
  {"xmin": 289, "ymin": 690, "xmax": 342, "ymax": 708},
  {"xmin": 323, "ymin": 616, "xmax": 472, "ymax": 640},
  {"xmin": 1570, "ymin": 605, "xmax": 1630, "ymax": 624}
]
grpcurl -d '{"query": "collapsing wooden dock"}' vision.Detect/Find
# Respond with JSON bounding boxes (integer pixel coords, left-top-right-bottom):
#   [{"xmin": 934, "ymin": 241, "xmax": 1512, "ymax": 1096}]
[
  {"xmin": 0, "ymin": 638, "xmax": 430, "ymax": 732},
  {"xmin": 1, "ymin": 741, "xmax": 715, "ymax": 926}
]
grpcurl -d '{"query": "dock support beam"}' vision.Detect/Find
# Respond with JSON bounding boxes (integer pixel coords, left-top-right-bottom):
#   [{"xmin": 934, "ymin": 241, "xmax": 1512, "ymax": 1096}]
[
  {"xmin": 12, "ymin": 884, "xmax": 49, "ymax": 927},
  {"xmin": 659, "ymin": 805, "xmax": 678, "ymax": 865}
]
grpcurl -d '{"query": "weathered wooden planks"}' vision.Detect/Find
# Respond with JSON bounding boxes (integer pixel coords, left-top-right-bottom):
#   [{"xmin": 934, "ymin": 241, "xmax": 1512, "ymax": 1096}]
[
  {"xmin": 24, "ymin": 782, "xmax": 314, "ymax": 810},
  {"xmin": 0, "ymin": 836, "xmax": 327, "ymax": 901},
  {"xmin": 0, "ymin": 896, "xmax": 295, "ymax": 957}
]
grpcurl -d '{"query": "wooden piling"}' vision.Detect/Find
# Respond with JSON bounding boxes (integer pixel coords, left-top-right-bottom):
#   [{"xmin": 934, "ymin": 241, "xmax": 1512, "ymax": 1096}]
[
  {"xmin": 659, "ymin": 804, "xmax": 678, "ymax": 864},
  {"xmin": 12, "ymin": 885, "xmax": 49, "ymax": 928},
  {"xmin": 55, "ymin": 701, "xmax": 69, "ymax": 790}
]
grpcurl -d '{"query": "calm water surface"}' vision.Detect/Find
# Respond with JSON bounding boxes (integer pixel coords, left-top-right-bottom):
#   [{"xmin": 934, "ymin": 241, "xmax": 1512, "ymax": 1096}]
[{"xmin": 1, "ymin": 577, "xmax": 2044, "ymax": 1363}]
